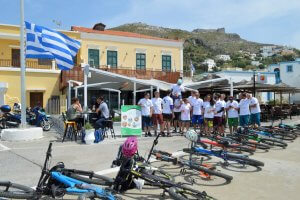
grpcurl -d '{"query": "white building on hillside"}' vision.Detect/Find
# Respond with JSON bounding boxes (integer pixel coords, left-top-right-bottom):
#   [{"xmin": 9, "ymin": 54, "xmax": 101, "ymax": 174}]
[
  {"xmin": 268, "ymin": 59, "xmax": 300, "ymax": 103},
  {"xmin": 213, "ymin": 70, "xmax": 276, "ymax": 103},
  {"xmin": 251, "ymin": 61, "xmax": 261, "ymax": 66},
  {"xmin": 202, "ymin": 59, "xmax": 216, "ymax": 71},
  {"xmin": 216, "ymin": 55, "xmax": 231, "ymax": 61}
]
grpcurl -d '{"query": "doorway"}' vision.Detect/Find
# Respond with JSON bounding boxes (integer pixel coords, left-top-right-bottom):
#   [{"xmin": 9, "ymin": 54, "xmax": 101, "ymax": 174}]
[
  {"xmin": 30, "ymin": 92, "xmax": 43, "ymax": 108},
  {"xmin": 11, "ymin": 49, "xmax": 20, "ymax": 67}
]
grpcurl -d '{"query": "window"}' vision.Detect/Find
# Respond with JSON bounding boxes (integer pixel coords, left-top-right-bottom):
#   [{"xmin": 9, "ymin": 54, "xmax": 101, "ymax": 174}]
[
  {"xmin": 38, "ymin": 59, "xmax": 52, "ymax": 66},
  {"xmin": 107, "ymin": 51, "xmax": 117, "ymax": 68},
  {"xmin": 136, "ymin": 53, "xmax": 146, "ymax": 70},
  {"xmin": 162, "ymin": 55, "xmax": 171, "ymax": 71},
  {"xmin": 88, "ymin": 49, "xmax": 99, "ymax": 67},
  {"xmin": 287, "ymin": 65, "xmax": 293, "ymax": 72}
]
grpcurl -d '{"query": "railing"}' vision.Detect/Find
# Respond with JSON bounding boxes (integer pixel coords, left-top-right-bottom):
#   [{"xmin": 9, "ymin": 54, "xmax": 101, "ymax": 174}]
[
  {"xmin": 60, "ymin": 66, "xmax": 84, "ymax": 90},
  {"xmin": 0, "ymin": 59, "xmax": 52, "ymax": 69},
  {"xmin": 60, "ymin": 65, "xmax": 181, "ymax": 90}
]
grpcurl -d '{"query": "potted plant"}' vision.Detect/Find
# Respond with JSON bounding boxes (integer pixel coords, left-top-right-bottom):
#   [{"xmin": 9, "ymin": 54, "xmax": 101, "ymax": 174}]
[{"xmin": 83, "ymin": 122, "xmax": 95, "ymax": 145}]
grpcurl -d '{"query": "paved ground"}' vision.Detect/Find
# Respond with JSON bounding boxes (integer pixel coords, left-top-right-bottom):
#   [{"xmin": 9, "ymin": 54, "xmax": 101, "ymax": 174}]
[{"xmin": 1, "ymin": 118, "xmax": 300, "ymax": 199}]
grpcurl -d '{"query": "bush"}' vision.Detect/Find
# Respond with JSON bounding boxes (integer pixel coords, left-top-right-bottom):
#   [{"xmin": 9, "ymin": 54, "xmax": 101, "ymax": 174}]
[
  {"xmin": 84, "ymin": 122, "xmax": 94, "ymax": 130},
  {"xmin": 113, "ymin": 116, "xmax": 121, "ymax": 122}
]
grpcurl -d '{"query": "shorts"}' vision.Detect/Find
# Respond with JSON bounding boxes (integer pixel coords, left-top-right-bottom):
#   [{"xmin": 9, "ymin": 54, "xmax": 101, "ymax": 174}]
[
  {"xmin": 163, "ymin": 113, "xmax": 173, "ymax": 121},
  {"xmin": 174, "ymin": 112, "xmax": 181, "ymax": 121},
  {"xmin": 228, "ymin": 118, "xmax": 239, "ymax": 127},
  {"xmin": 142, "ymin": 116, "xmax": 151, "ymax": 128},
  {"xmin": 250, "ymin": 113, "xmax": 261, "ymax": 126},
  {"xmin": 239, "ymin": 115, "xmax": 250, "ymax": 127},
  {"xmin": 204, "ymin": 118, "xmax": 214, "ymax": 128},
  {"xmin": 152, "ymin": 114, "xmax": 163, "ymax": 125},
  {"xmin": 181, "ymin": 120, "xmax": 191, "ymax": 123},
  {"xmin": 213, "ymin": 116, "xmax": 223, "ymax": 126},
  {"xmin": 192, "ymin": 115, "xmax": 203, "ymax": 125}
]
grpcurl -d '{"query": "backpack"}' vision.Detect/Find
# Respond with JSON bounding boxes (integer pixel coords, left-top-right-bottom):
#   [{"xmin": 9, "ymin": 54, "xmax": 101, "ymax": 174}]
[{"xmin": 94, "ymin": 129, "xmax": 105, "ymax": 143}]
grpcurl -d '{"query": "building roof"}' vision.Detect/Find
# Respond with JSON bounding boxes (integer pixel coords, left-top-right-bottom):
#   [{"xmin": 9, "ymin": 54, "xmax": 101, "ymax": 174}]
[{"xmin": 71, "ymin": 26, "xmax": 181, "ymax": 43}]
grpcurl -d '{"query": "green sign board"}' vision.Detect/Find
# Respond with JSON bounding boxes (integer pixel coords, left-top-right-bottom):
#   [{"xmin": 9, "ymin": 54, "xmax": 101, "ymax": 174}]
[{"xmin": 121, "ymin": 105, "xmax": 142, "ymax": 136}]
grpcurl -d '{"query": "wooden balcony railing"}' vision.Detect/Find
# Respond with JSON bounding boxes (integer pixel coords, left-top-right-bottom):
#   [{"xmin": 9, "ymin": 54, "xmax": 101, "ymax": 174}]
[
  {"xmin": 0, "ymin": 59, "xmax": 53, "ymax": 70},
  {"xmin": 60, "ymin": 65, "xmax": 181, "ymax": 90}
]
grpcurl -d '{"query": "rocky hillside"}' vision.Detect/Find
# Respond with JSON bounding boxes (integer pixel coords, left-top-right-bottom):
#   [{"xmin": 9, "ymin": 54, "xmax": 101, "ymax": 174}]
[{"xmin": 110, "ymin": 23, "xmax": 297, "ymax": 73}]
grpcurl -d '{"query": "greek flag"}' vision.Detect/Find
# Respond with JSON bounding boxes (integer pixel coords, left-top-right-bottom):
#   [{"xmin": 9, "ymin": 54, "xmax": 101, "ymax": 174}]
[{"xmin": 25, "ymin": 21, "xmax": 81, "ymax": 70}]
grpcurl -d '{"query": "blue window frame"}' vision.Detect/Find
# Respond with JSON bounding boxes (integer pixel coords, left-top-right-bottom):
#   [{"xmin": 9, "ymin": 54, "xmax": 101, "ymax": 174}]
[
  {"xmin": 162, "ymin": 55, "xmax": 171, "ymax": 71},
  {"xmin": 107, "ymin": 51, "xmax": 117, "ymax": 68},
  {"xmin": 136, "ymin": 53, "xmax": 146, "ymax": 70},
  {"xmin": 287, "ymin": 65, "xmax": 293, "ymax": 72}
]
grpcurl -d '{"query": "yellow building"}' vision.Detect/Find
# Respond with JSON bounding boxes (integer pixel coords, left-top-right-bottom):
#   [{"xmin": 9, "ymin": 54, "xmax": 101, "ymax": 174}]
[{"xmin": 0, "ymin": 22, "xmax": 183, "ymax": 113}]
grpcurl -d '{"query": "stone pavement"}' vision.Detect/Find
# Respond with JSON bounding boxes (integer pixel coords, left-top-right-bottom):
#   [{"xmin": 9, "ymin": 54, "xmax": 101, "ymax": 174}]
[{"xmin": 0, "ymin": 117, "xmax": 300, "ymax": 199}]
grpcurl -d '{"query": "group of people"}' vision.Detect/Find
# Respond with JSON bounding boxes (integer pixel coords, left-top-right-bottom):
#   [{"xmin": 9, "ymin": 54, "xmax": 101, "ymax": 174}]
[
  {"xmin": 67, "ymin": 97, "xmax": 110, "ymax": 130},
  {"xmin": 138, "ymin": 80, "xmax": 261, "ymax": 137}
]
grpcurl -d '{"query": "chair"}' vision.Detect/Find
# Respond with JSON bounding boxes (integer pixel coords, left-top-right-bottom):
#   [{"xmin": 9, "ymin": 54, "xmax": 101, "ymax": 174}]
[{"xmin": 61, "ymin": 112, "xmax": 78, "ymax": 142}]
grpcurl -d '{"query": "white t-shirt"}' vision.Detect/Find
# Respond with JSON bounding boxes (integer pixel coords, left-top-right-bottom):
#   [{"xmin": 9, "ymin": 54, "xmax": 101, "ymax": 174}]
[
  {"xmin": 173, "ymin": 98, "xmax": 182, "ymax": 112},
  {"xmin": 151, "ymin": 98, "xmax": 163, "ymax": 114},
  {"xmin": 138, "ymin": 98, "xmax": 153, "ymax": 116},
  {"xmin": 191, "ymin": 98, "xmax": 203, "ymax": 115},
  {"xmin": 226, "ymin": 100, "xmax": 239, "ymax": 118},
  {"xmin": 171, "ymin": 84, "xmax": 185, "ymax": 96},
  {"xmin": 239, "ymin": 98, "xmax": 250, "ymax": 116},
  {"xmin": 188, "ymin": 96, "xmax": 196, "ymax": 105},
  {"xmin": 214, "ymin": 99, "xmax": 224, "ymax": 117},
  {"xmin": 250, "ymin": 97, "xmax": 261, "ymax": 114},
  {"xmin": 203, "ymin": 101, "xmax": 215, "ymax": 119},
  {"xmin": 221, "ymin": 100, "xmax": 226, "ymax": 116},
  {"xmin": 180, "ymin": 103, "xmax": 191, "ymax": 121},
  {"xmin": 162, "ymin": 96, "xmax": 173, "ymax": 114}
]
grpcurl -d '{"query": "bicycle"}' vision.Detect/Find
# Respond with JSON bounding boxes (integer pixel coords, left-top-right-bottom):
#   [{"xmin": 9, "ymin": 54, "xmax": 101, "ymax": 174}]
[
  {"xmin": 0, "ymin": 142, "xmax": 119, "ymax": 200},
  {"xmin": 183, "ymin": 141, "xmax": 264, "ymax": 168}
]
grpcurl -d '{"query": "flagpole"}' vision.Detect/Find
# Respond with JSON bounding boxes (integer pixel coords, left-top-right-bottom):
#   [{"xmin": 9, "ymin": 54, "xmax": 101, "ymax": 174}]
[{"xmin": 20, "ymin": 0, "xmax": 27, "ymax": 127}]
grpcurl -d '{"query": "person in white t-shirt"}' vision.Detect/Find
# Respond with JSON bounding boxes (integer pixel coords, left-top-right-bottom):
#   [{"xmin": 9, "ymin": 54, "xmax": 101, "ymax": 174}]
[
  {"xmin": 173, "ymin": 92, "xmax": 182, "ymax": 133},
  {"xmin": 247, "ymin": 94, "xmax": 261, "ymax": 127},
  {"xmin": 214, "ymin": 93, "xmax": 225, "ymax": 135},
  {"xmin": 203, "ymin": 94, "xmax": 216, "ymax": 136},
  {"xmin": 180, "ymin": 98, "xmax": 192, "ymax": 134},
  {"xmin": 138, "ymin": 93, "xmax": 153, "ymax": 137},
  {"xmin": 191, "ymin": 92, "xmax": 204, "ymax": 132},
  {"xmin": 238, "ymin": 92, "xmax": 250, "ymax": 127},
  {"xmin": 188, "ymin": 91, "xmax": 196, "ymax": 105},
  {"xmin": 171, "ymin": 78, "xmax": 185, "ymax": 99},
  {"xmin": 220, "ymin": 94, "xmax": 227, "ymax": 131},
  {"xmin": 162, "ymin": 91, "xmax": 174, "ymax": 137},
  {"xmin": 151, "ymin": 91, "xmax": 164, "ymax": 136},
  {"xmin": 225, "ymin": 96, "xmax": 239, "ymax": 134}
]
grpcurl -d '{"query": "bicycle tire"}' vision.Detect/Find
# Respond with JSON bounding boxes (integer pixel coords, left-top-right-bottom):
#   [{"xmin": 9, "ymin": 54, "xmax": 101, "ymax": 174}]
[
  {"xmin": 168, "ymin": 186, "xmax": 214, "ymax": 200},
  {"xmin": 140, "ymin": 165, "xmax": 175, "ymax": 182},
  {"xmin": 61, "ymin": 169, "xmax": 114, "ymax": 186},
  {"xmin": 260, "ymin": 138, "xmax": 287, "ymax": 148},
  {"xmin": 229, "ymin": 145, "xmax": 255, "ymax": 154},
  {"xmin": 226, "ymin": 154, "xmax": 264, "ymax": 167},
  {"xmin": 0, "ymin": 181, "xmax": 36, "ymax": 199},
  {"xmin": 244, "ymin": 141, "xmax": 270, "ymax": 150},
  {"xmin": 272, "ymin": 132, "xmax": 297, "ymax": 141},
  {"xmin": 189, "ymin": 163, "xmax": 233, "ymax": 182}
]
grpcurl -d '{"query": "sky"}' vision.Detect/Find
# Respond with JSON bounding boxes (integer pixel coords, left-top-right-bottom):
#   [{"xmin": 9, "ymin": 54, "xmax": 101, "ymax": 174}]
[{"xmin": 1, "ymin": 0, "xmax": 300, "ymax": 48}]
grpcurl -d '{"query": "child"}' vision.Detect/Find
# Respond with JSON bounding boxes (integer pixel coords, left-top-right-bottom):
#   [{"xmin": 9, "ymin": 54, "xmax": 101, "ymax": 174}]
[{"xmin": 180, "ymin": 98, "xmax": 192, "ymax": 134}]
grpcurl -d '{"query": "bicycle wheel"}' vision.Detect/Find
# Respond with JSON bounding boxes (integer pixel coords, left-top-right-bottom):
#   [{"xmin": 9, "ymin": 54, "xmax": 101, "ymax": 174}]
[
  {"xmin": 169, "ymin": 186, "xmax": 214, "ymax": 200},
  {"xmin": 41, "ymin": 120, "xmax": 51, "ymax": 131},
  {"xmin": 226, "ymin": 154, "xmax": 264, "ymax": 167},
  {"xmin": 272, "ymin": 132, "xmax": 297, "ymax": 141},
  {"xmin": 61, "ymin": 169, "xmax": 114, "ymax": 186},
  {"xmin": 139, "ymin": 163, "xmax": 175, "ymax": 182},
  {"xmin": 229, "ymin": 145, "xmax": 255, "ymax": 154},
  {"xmin": 0, "ymin": 181, "xmax": 36, "ymax": 199},
  {"xmin": 260, "ymin": 138, "xmax": 287, "ymax": 148},
  {"xmin": 189, "ymin": 163, "xmax": 233, "ymax": 182},
  {"xmin": 244, "ymin": 141, "xmax": 270, "ymax": 150}
]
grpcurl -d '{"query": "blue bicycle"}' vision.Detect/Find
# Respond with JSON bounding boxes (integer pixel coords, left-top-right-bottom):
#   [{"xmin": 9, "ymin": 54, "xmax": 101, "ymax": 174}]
[
  {"xmin": 0, "ymin": 143, "xmax": 119, "ymax": 199},
  {"xmin": 183, "ymin": 142, "xmax": 264, "ymax": 167}
]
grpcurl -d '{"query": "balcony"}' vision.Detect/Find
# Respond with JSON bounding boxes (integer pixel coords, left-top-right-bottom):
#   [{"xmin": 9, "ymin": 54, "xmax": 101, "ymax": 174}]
[
  {"xmin": 60, "ymin": 65, "xmax": 181, "ymax": 90},
  {"xmin": 0, "ymin": 59, "xmax": 55, "ymax": 70}
]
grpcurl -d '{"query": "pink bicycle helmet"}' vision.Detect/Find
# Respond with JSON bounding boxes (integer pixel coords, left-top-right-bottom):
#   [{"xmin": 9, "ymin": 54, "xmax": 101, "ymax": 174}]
[{"xmin": 122, "ymin": 136, "xmax": 138, "ymax": 158}]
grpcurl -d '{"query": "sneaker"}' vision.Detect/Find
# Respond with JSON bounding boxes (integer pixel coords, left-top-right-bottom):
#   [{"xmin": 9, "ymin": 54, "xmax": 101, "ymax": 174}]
[
  {"xmin": 154, "ymin": 131, "xmax": 157, "ymax": 136},
  {"xmin": 145, "ymin": 132, "xmax": 148, "ymax": 137},
  {"xmin": 167, "ymin": 132, "xmax": 172, "ymax": 137},
  {"xmin": 161, "ymin": 132, "xmax": 166, "ymax": 137},
  {"xmin": 147, "ymin": 132, "xmax": 152, "ymax": 137},
  {"xmin": 133, "ymin": 178, "xmax": 145, "ymax": 191}
]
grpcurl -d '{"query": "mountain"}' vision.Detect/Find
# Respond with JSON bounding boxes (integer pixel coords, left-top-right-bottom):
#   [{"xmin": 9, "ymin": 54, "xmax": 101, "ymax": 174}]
[{"xmin": 110, "ymin": 23, "xmax": 297, "ymax": 72}]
